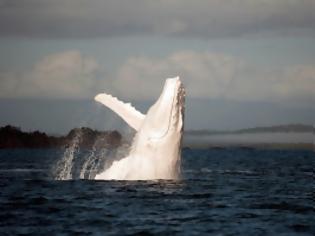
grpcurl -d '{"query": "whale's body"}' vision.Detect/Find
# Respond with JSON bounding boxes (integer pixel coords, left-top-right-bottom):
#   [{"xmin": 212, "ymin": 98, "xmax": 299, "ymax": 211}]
[{"xmin": 94, "ymin": 77, "xmax": 185, "ymax": 180}]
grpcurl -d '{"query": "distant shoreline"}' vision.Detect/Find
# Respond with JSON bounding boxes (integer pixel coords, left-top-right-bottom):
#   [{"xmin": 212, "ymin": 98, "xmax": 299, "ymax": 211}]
[
  {"xmin": 0, "ymin": 124, "xmax": 314, "ymax": 150},
  {"xmin": 183, "ymin": 142, "xmax": 313, "ymax": 151},
  {"xmin": 184, "ymin": 124, "xmax": 314, "ymax": 150},
  {"xmin": 185, "ymin": 124, "xmax": 314, "ymax": 136},
  {"xmin": 0, "ymin": 125, "xmax": 122, "ymax": 149}
]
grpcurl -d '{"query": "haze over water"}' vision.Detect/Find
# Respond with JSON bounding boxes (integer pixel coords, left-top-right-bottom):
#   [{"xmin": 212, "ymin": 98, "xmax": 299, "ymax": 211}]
[{"xmin": 184, "ymin": 132, "xmax": 314, "ymax": 147}]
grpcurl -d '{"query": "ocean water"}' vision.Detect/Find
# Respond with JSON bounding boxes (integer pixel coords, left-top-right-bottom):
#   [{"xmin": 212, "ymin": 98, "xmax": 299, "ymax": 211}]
[{"xmin": 0, "ymin": 148, "xmax": 314, "ymax": 235}]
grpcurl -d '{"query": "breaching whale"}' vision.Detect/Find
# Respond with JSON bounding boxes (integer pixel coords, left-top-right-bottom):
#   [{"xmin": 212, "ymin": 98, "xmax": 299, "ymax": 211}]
[{"xmin": 94, "ymin": 77, "xmax": 185, "ymax": 180}]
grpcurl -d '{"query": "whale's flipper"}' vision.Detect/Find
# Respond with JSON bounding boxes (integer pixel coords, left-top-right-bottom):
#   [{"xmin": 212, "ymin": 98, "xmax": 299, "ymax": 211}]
[{"xmin": 95, "ymin": 93, "xmax": 145, "ymax": 131}]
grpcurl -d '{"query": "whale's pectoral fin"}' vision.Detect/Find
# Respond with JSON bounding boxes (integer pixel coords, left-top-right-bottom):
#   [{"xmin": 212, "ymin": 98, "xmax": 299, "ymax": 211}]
[{"xmin": 95, "ymin": 93, "xmax": 145, "ymax": 131}]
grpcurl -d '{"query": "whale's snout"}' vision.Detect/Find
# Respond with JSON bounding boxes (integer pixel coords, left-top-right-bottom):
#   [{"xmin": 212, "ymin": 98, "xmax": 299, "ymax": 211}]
[{"xmin": 145, "ymin": 76, "xmax": 185, "ymax": 139}]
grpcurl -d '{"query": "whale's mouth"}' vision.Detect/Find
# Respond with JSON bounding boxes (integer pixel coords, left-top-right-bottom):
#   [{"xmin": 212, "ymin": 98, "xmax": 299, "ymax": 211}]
[{"xmin": 148, "ymin": 77, "xmax": 185, "ymax": 139}]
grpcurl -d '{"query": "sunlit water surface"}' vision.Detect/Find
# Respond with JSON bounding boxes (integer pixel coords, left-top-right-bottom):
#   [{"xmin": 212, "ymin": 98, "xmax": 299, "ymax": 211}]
[{"xmin": 0, "ymin": 148, "xmax": 314, "ymax": 235}]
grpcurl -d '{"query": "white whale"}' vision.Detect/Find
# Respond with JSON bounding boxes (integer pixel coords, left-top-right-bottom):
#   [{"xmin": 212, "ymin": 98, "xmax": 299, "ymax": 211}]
[{"xmin": 94, "ymin": 77, "xmax": 185, "ymax": 180}]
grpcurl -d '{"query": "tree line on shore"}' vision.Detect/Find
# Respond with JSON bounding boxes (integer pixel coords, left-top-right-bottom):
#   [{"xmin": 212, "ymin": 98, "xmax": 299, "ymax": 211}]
[{"xmin": 0, "ymin": 125, "xmax": 122, "ymax": 149}]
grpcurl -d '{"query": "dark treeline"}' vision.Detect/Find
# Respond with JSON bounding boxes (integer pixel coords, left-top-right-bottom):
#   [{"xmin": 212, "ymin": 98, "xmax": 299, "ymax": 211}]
[
  {"xmin": 1, "ymin": 124, "xmax": 314, "ymax": 150},
  {"xmin": 0, "ymin": 125, "xmax": 122, "ymax": 149}
]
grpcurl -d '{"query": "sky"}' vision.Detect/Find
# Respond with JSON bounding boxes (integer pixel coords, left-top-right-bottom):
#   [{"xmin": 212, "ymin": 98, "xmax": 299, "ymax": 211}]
[{"xmin": 0, "ymin": 0, "xmax": 314, "ymax": 134}]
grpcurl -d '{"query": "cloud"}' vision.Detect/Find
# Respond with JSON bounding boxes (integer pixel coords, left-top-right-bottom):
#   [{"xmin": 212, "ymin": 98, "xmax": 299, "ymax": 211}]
[
  {"xmin": 113, "ymin": 51, "xmax": 315, "ymax": 104},
  {"xmin": 114, "ymin": 51, "xmax": 242, "ymax": 99},
  {"xmin": 0, "ymin": 0, "xmax": 314, "ymax": 38},
  {"xmin": 1, "ymin": 49, "xmax": 314, "ymax": 105},
  {"xmin": 0, "ymin": 50, "xmax": 101, "ymax": 98}
]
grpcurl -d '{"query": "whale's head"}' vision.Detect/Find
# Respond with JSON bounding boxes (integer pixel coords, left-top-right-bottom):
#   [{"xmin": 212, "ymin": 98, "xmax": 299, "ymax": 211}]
[
  {"xmin": 144, "ymin": 76, "xmax": 185, "ymax": 139},
  {"xmin": 130, "ymin": 76, "xmax": 185, "ymax": 178},
  {"xmin": 140, "ymin": 76, "xmax": 185, "ymax": 144}
]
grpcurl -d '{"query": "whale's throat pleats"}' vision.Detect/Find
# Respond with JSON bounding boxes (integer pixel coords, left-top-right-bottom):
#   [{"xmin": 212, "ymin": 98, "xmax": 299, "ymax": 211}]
[{"xmin": 145, "ymin": 87, "xmax": 175, "ymax": 139}]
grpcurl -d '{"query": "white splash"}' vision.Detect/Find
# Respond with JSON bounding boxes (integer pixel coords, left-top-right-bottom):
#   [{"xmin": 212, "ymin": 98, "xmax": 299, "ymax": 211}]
[
  {"xmin": 54, "ymin": 130, "xmax": 82, "ymax": 180},
  {"xmin": 94, "ymin": 77, "xmax": 185, "ymax": 180},
  {"xmin": 53, "ymin": 129, "xmax": 131, "ymax": 180}
]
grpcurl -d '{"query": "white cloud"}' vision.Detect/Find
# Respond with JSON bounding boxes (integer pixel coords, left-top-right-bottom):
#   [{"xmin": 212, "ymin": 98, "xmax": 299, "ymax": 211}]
[
  {"xmin": 113, "ymin": 51, "xmax": 315, "ymax": 103},
  {"xmin": 278, "ymin": 65, "xmax": 315, "ymax": 97},
  {"xmin": 1, "ymin": 49, "xmax": 314, "ymax": 105},
  {"xmin": 114, "ymin": 51, "xmax": 242, "ymax": 99},
  {"xmin": 0, "ymin": 50, "xmax": 101, "ymax": 98}
]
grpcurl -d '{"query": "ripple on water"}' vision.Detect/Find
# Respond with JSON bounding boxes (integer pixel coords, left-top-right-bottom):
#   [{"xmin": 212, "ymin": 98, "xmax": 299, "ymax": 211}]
[{"xmin": 0, "ymin": 148, "xmax": 314, "ymax": 235}]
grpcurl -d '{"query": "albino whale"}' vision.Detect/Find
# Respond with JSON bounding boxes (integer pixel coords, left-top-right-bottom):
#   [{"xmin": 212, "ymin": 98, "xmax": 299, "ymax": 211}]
[{"xmin": 94, "ymin": 77, "xmax": 185, "ymax": 180}]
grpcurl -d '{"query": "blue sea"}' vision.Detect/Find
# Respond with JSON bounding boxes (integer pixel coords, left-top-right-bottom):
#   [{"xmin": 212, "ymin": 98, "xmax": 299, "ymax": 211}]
[{"xmin": 0, "ymin": 148, "xmax": 314, "ymax": 235}]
